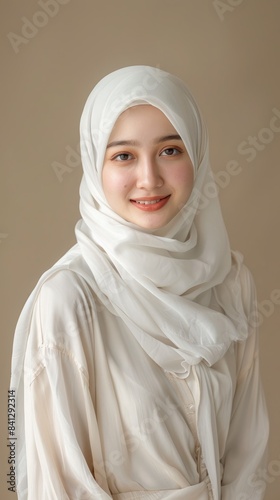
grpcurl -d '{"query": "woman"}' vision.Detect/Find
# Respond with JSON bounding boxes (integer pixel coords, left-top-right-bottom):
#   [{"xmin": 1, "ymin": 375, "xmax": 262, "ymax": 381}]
[{"xmin": 11, "ymin": 66, "xmax": 269, "ymax": 499}]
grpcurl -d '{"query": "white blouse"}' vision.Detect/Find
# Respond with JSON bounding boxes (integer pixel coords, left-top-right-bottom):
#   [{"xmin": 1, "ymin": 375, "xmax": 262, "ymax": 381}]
[{"xmin": 20, "ymin": 267, "xmax": 268, "ymax": 500}]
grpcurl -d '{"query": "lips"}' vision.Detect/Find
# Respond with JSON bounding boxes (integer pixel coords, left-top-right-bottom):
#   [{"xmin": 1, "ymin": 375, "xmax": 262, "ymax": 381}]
[{"xmin": 130, "ymin": 195, "xmax": 171, "ymax": 211}]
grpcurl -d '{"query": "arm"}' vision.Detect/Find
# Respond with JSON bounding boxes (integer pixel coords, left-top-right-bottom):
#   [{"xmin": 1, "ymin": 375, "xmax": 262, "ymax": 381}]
[
  {"xmin": 21, "ymin": 271, "xmax": 112, "ymax": 499},
  {"xmin": 221, "ymin": 268, "xmax": 269, "ymax": 499},
  {"xmin": 24, "ymin": 348, "xmax": 111, "ymax": 499}
]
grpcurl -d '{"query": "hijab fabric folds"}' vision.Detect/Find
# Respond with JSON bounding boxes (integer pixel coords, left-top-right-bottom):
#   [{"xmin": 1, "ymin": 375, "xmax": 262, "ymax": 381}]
[
  {"xmin": 11, "ymin": 65, "xmax": 249, "ymax": 392},
  {"xmin": 74, "ymin": 65, "xmax": 249, "ymax": 377}
]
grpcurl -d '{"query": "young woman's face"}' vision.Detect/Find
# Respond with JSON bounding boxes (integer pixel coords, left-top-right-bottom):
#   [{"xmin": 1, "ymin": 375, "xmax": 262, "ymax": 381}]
[{"xmin": 102, "ymin": 105, "xmax": 194, "ymax": 230}]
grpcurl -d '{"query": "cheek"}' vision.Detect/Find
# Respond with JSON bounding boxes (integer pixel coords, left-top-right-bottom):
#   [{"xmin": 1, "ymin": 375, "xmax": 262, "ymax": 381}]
[
  {"xmin": 102, "ymin": 167, "xmax": 132, "ymax": 200},
  {"xmin": 172, "ymin": 162, "xmax": 194, "ymax": 191}
]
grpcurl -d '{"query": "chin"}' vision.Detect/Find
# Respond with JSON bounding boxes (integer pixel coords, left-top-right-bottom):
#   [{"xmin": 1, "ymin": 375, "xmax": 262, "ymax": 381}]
[{"xmin": 133, "ymin": 216, "xmax": 172, "ymax": 231}]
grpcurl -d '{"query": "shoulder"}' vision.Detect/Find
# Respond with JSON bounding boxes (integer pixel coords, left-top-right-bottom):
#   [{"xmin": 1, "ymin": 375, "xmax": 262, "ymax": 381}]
[
  {"xmin": 23, "ymin": 268, "xmax": 100, "ymax": 378},
  {"xmin": 31, "ymin": 268, "xmax": 98, "ymax": 346},
  {"xmin": 35, "ymin": 267, "xmax": 101, "ymax": 322},
  {"xmin": 38, "ymin": 268, "xmax": 91, "ymax": 303}
]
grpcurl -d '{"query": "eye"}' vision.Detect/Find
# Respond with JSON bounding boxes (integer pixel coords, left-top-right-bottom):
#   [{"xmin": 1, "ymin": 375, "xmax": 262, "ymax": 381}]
[
  {"xmin": 160, "ymin": 147, "xmax": 181, "ymax": 156},
  {"xmin": 112, "ymin": 152, "xmax": 134, "ymax": 161}
]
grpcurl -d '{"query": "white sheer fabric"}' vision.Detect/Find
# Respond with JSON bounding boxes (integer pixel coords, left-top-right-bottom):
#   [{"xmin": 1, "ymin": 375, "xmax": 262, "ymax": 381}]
[{"xmin": 10, "ymin": 66, "xmax": 269, "ymax": 499}]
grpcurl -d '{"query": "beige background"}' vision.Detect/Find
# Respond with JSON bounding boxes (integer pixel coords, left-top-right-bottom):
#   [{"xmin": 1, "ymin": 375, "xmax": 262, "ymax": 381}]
[{"xmin": 1, "ymin": 1, "xmax": 279, "ymax": 498}]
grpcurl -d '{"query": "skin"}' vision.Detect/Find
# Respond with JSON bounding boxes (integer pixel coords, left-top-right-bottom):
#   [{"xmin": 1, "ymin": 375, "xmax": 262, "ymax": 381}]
[{"xmin": 102, "ymin": 104, "xmax": 194, "ymax": 230}]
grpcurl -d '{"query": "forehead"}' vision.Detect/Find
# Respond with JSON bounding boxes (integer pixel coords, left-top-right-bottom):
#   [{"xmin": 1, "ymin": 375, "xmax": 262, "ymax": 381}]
[{"xmin": 108, "ymin": 104, "xmax": 178, "ymax": 139}]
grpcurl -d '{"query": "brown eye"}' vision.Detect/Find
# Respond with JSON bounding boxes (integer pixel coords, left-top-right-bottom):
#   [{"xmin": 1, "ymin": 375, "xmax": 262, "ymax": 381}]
[
  {"xmin": 113, "ymin": 153, "xmax": 133, "ymax": 161},
  {"xmin": 160, "ymin": 147, "xmax": 181, "ymax": 156}
]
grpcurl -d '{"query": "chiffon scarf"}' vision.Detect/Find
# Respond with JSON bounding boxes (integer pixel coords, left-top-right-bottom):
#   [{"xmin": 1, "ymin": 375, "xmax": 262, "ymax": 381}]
[
  {"xmin": 74, "ymin": 65, "xmax": 249, "ymax": 376},
  {"xmin": 11, "ymin": 65, "xmax": 249, "ymax": 390}
]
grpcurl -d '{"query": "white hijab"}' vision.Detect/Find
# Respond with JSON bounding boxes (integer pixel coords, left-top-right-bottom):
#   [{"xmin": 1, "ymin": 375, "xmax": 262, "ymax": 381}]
[
  {"xmin": 74, "ymin": 65, "xmax": 249, "ymax": 377},
  {"xmin": 11, "ymin": 65, "xmax": 249, "ymax": 389}
]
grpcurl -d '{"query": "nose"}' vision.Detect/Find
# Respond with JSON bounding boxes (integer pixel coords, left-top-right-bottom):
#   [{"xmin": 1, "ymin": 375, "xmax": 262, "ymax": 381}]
[{"xmin": 135, "ymin": 155, "xmax": 164, "ymax": 190}]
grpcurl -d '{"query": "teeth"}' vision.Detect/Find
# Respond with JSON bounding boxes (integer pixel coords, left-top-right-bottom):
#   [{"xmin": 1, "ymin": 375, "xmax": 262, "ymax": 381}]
[{"xmin": 136, "ymin": 199, "xmax": 161, "ymax": 205}]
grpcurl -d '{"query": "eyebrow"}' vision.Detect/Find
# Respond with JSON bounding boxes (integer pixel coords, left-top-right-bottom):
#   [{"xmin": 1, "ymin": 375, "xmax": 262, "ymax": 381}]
[{"xmin": 106, "ymin": 134, "xmax": 182, "ymax": 149}]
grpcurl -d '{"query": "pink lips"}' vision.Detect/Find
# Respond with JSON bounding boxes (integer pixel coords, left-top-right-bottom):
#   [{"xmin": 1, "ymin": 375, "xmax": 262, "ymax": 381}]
[{"xmin": 130, "ymin": 195, "xmax": 171, "ymax": 211}]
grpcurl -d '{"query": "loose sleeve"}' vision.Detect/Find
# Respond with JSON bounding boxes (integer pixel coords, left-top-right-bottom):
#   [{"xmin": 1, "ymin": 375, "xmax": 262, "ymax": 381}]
[
  {"xmin": 21, "ymin": 271, "xmax": 112, "ymax": 500},
  {"xmin": 221, "ymin": 267, "xmax": 269, "ymax": 500}
]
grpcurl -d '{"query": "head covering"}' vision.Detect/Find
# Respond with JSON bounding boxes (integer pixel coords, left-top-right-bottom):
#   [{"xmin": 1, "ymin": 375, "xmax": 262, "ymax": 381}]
[
  {"xmin": 73, "ymin": 65, "xmax": 248, "ymax": 377},
  {"xmin": 11, "ymin": 66, "xmax": 249, "ymax": 389}
]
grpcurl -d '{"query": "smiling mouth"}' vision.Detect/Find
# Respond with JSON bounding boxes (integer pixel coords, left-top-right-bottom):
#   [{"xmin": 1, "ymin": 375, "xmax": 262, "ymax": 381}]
[
  {"xmin": 130, "ymin": 195, "xmax": 171, "ymax": 211},
  {"xmin": 135, "ymin": 199, "xmax": 162, "ymax": 205}
]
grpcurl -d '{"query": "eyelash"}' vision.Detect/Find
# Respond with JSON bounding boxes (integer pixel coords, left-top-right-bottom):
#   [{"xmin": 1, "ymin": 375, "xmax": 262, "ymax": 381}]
[
  {"xmin": 111, "ymin": 147, "xmax": 182, "ymax": 162},
  {"xmin": 112, "ymin": 152, "xmax": 134, "ymax": 161},
  {"xmin": 161, "ymin": 147, "xmax": 181, "ymax": 156}
]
